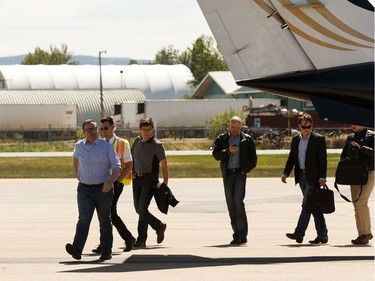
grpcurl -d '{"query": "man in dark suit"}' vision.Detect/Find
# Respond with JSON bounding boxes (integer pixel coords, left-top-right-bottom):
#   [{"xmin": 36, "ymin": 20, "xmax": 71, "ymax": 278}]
[{"xmin": 281, "ymin": 113, "xmax": 328, "ymax": 244}]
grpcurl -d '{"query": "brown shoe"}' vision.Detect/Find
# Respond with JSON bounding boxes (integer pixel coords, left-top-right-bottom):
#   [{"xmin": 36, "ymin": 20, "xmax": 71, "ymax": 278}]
[
  {"xmin": 364, "ymin": 233, "xmax": 373, "ymax": 240},
  {"xmin": 156, "ymin": 223, "xmax": 167, "ymax": 244},
  {"xmin": 352, "ymin": 233, "xmax": 373, "ymax": 245}
]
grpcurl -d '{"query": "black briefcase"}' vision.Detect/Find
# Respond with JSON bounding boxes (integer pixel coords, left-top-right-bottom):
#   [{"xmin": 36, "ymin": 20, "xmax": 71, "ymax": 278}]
[{"xmin": 304, "ymin": 184, "xmax": 335, "ymax": 214}]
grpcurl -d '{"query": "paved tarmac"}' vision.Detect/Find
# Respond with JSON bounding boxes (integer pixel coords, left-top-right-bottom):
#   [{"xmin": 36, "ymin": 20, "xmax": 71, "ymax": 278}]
[{"xmin": 0, "ymin": 178, "xmax": 373, "ymax": 281}]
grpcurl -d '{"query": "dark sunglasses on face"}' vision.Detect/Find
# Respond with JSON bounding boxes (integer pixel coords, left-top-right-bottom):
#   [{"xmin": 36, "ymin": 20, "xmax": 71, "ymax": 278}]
[
  {"xmin": 100, "ymin": 127, "xmax": 110, "ymax": 131},
  {"xmin": 301, "ymin": 125, "xmax": 312, "ymax": 129},
  {"xmin": 84, "ymin": 127, "xmax": 97, "ymax": 132}
]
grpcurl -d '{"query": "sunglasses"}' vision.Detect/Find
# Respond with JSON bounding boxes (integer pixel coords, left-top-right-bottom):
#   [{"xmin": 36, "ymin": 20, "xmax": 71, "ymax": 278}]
[
  {"xmin": 84, "ymin": 127, "xmax": 97, "ymax": 132},
  {"xmin": 300, "ymin": 125, "xmax": 312, "ymax": 129},
  {"xmin": 100, "ymin": 127, "xmax": 110, "ymax": 131}
]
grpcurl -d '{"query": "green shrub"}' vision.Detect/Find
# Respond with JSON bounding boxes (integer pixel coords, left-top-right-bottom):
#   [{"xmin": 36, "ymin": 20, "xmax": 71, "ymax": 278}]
[{"xmin": 206, "ymin": 109, "xmax": 245, "ymax": 139}]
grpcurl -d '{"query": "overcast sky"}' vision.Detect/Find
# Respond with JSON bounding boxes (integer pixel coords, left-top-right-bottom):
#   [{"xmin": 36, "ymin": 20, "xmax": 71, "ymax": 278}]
[
  {"xmin": 1, "ymin": 0, "xmax": 374, "ymax": 61},
  {"xmin": 0, "ymin": 0, "xmax": 213, "ymax": 60}
]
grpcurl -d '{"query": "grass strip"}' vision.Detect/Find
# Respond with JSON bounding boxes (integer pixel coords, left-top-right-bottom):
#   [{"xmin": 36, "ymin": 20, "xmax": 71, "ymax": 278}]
[{"xmin": 0, "ymin": 154, "xmax": 340, "ymax": 179}]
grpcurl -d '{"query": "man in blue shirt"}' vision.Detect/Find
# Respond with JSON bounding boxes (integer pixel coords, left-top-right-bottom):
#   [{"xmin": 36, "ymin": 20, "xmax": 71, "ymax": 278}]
[{"xmin": 65, "ymin": 119, "xmax": 122, "ymax": 261}]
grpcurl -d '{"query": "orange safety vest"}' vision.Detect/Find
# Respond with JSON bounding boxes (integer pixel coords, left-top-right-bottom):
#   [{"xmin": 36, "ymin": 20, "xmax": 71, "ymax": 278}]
[{"xmin": 113, "ymin": 137, "xmax": 132, "ymax": 186}]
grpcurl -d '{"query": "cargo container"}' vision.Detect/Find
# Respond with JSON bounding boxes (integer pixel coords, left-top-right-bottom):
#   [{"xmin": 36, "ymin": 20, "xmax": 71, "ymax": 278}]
[
  {"xmin": 113, "ymin": 99, "xmax": 279, "ymax": 129},
  {"xmin": 0, "ymin": 104, "xmax": 77, "ymax": 130}
]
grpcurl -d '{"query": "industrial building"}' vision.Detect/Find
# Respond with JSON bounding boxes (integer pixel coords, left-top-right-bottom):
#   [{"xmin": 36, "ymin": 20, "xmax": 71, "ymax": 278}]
[{"xmin": 0, "ymin": 89, "xmax": 146, "ymax": 130}]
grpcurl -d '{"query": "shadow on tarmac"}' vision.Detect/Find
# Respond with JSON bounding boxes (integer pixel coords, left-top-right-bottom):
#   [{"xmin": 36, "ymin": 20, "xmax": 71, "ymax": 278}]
[{"xmin": 60, "ymin": 254, "xmax": 374, "ymax": 273}]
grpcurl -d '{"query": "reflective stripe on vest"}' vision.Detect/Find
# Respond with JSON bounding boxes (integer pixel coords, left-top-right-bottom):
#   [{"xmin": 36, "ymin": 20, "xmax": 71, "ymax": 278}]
[{"xmin": 114, "ymin": 137, "xmax": 132, "ymax": 185}]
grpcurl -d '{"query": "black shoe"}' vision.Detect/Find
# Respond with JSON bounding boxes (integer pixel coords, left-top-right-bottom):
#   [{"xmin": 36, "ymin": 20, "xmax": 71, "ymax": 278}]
[
  {"xmin": 65, "ymin": 243, "xmax": 81, "ymax": 260},
  {"xmin": 240, "ymin": 237, "xmax": 247, "ymax": 244},
  {"xmin": 286, "ymin": 233, "xmax": 303, "ymax": 243},
  {"xmin": 99, "ymin": 253, "xmax": 112, "ymax": 260},
  {"xmin": 308, "ymin": 237, "xmax": 328, "ymax": 244},
  {"xmin": 230, "ymin": 238, "xmax": 242, "ymax": 245},
  {"xmin": 351, "ymin": 233, "xmax": 373, "ymax": 245},
  {"xmin": 156, "ymin": 223, "xmax": 167, "ymax": 244},
  {"xmin": 124, "ymin": 237, "xmax": 136, "ymax": 252},
  {"xmin": 133, "ymin": 240, "xmax": 146, "ymax": 248},
  {"xmin": 92, "ymin": 244, "xmax": 102, "ymax": 253}
]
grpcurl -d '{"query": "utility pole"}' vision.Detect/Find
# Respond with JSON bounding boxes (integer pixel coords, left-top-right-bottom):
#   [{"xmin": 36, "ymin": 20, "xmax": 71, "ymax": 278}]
[{"xmin": 99, "ymin": 50, "xmax": 107, "ymax": 117}]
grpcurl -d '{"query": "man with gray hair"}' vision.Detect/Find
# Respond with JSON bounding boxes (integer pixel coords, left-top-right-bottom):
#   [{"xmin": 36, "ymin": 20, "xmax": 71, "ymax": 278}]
[{"xmin": 213, "ymin": 116, "xmax": 257, "ymax": 245}]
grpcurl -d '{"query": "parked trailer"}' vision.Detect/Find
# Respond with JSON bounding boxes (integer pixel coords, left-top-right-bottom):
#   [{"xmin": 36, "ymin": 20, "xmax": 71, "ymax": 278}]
[
  {"xmin": 113, "ymin": 99, "xmax": 279, "ymax": 129},
  {"xmin": 0, "ymin": 104, "xmax": 77, "ymax": 130}
]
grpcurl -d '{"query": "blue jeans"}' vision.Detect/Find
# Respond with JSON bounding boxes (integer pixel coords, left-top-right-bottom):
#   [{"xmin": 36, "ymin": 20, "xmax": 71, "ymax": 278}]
[
  {"xmin": 223, "ymin": 172, "xmax": 248, "ymax": 239},
  {"xmin": 133, "ymin": 173, "xmax": 162, "ymax": 242},
  {"xmin": 73, "ymin": 183, "xmax": 114, "ymax": 254},
  {"xmin": 295, "ymin": 173, "xmax": 328, "ymax": 238}
]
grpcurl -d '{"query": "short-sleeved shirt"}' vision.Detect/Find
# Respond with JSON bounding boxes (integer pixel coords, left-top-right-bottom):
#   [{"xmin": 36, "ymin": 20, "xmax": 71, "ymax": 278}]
[
  {"xmin": 131, "ymin": 136, "xmax": 166, "ymax": 174},
  {"xmin": 73, "ymin": 137, "xmax": 122, "ymax": 185}
]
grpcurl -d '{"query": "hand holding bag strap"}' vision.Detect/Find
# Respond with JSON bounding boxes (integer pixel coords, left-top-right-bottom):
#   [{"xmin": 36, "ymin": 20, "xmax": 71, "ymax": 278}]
[{"xmin": 334, "ymin": 182, "xmax": 362, "ymax": 203}]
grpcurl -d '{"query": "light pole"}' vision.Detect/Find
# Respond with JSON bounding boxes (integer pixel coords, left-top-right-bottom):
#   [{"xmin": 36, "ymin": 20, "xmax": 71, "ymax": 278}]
[
  {"xmin": 281, "ymin": 108, "xmax": 299, "ymax": 136},
  {"xmin": 99, "ymin": 50, "xmax": 107, "ymax": 117}
]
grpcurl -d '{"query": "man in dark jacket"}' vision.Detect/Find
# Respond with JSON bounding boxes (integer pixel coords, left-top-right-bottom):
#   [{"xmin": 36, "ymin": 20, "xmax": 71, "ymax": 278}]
[
  {"xmin": 213, "ymin": 116, "xmax": 257, "ymax": 245},
  {"xmin": 281, "ymin": 113, "xmax": 328, "ymax": 244}
]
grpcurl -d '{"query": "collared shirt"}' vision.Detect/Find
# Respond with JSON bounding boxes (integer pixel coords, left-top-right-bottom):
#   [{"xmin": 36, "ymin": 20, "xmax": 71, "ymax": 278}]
[
  {"xmin": 73, "ymin": 137, "xmax": 122, "ymax": 185},
  {"xmin": 227, "ymin": 133, "xmax": 241, "ymax": 169},
  {"xmin": 132, "ymin": 136, "xmax": 166, "ymax": 174},
  {"xmin": 298, "ymin": 132, "xmax": 311, "ymax": 170}
]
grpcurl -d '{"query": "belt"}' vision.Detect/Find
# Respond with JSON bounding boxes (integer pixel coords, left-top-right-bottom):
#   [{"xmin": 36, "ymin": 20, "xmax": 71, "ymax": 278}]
[
  {"xmin": 133, "ymin": 172, "xmax": 143, "ymax": 178},
  {"xmin": 300, "ymin": 169, "xmax": 306, "ymax": 173},
  {"xmin": 80, "ymin": 182, "xmax": 104, "ymax": 188},
  {"xmin": 227, "ymin": 168, "xmax": 242, "ymax": 173},
  {"xmin": 134, "ymin": 172, "xmax": 158, "ymax": 178}
]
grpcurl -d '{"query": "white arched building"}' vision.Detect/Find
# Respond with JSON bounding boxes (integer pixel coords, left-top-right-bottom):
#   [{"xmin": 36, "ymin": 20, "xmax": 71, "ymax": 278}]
[
  {"xmin": 0, "ymin": 64, "xmax": 194, "ymax": 130},
  {"xmin": 0, "ymin": 64, "xmax": 193, "ymax": 99}
]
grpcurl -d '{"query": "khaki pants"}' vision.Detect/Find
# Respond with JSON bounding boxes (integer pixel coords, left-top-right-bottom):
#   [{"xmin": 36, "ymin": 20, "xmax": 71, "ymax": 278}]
[{"xmin": 351, "ymin": 171, "xmax": 374, "ymax": 235}]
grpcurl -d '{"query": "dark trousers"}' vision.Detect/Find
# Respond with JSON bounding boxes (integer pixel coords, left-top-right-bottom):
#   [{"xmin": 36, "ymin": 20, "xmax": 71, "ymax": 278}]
[
  {"xmin": 133, "ymin": 173, "xmax": 162, "ymax": 242},
  {"xmin": 295, "ymin": 173, "xmax": 328, "ymax": 238},
  {"xmin": 223, "ymin": 171, "xmax": 248, "ymax": 239},
  {"xmin": 111, "ymin": 183, "xmax": 134, "ymax": 244}
]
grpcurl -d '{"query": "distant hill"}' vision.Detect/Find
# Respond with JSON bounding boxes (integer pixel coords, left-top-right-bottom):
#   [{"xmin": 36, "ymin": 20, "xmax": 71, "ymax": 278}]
[
  {"xmin": 0, "ymin": 55, "xmax": 25, "ymax": 64},
  {"xmin": 0, "ymin": 55, "xmax": 151, "ymax": 65}
]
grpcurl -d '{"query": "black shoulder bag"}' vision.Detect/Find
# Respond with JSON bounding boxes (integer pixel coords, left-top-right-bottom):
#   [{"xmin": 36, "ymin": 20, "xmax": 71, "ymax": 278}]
[{"xmin": 334, "ymin": 157, "xmax": 368, "ymax": 202}]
